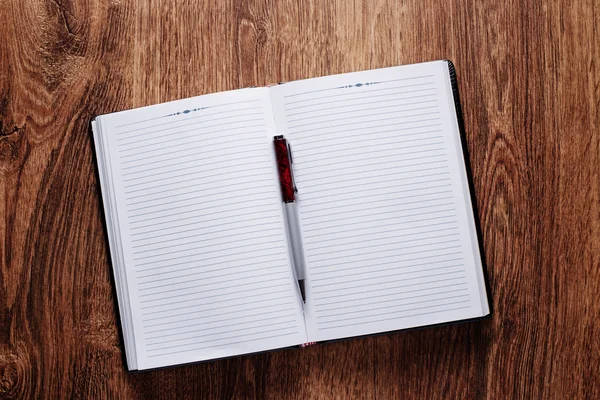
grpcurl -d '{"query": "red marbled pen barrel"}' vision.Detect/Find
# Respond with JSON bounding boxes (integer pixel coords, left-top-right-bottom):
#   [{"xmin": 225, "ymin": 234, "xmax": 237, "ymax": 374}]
[{"xmin": 273, "ymin": 135, "xmax": 296, "ymax": 203}]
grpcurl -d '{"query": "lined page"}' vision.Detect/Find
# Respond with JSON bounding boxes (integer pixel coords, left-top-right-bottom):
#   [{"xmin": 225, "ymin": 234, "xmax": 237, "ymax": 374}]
[
  {"xmin": 94, "ymin": 88, "xmax": 306, "ymax": 370},
  {"xmin": 270, "ymin": 61, "xmax": 488, "ymax": 342}
]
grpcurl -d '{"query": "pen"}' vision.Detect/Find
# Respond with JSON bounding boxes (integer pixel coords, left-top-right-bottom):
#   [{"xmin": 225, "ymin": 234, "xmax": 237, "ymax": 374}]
[{"xmin": 273, "ymin": 135, "xmax": 306, "ymax": 303}]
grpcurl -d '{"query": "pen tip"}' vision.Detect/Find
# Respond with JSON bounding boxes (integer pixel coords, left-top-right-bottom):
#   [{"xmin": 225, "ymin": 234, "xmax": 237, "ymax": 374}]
[{"xmin": 299, "ymin": 280, "xmax": 306, "ymax": 303}]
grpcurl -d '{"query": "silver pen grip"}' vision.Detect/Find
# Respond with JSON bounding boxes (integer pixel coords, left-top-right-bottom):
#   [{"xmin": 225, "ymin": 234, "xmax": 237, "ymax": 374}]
[{"xmin": 283, "ymin": 202, "xmax": 306, "ymax": 281}]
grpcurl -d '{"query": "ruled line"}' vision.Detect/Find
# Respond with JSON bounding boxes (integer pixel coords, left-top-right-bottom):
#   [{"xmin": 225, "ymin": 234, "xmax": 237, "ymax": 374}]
[
  {"xmin": 140, "ymin": 282, "xmax": 290, "ymax": 309},
  {"xmin": 119, "ymin": 131, "xmax": 264, "ymax": 159},
  {"xmin": 134, "ymin": 237, "xmax": 284, "ymax": 265},
  {"xmin": 317, "ymin": 301, "xmax": 471, "ymax": 325},
  {"xmin": 131, "ymin": 213, "xmax": 279, "ymax": 242},
  {"xmin": 142, "ymin": 295, "xmax": 291, "ymax": 321},
  {"xmin": 312, "ymin": 271, "xmax": 466, "ymax": 295},
  {"xmin": 138, "ymin": 271, "xmax": 287, "ymax": 299},
  {"xmin": 306, "ymin": 231, "xmax": 460, "ymax": 259},
  {"xmin": 299, "ymin": 186, "xmax": 453, "ymax": 212},
  {"xmin": 292, "ymin": 129, "xmax": 444, "ymax": 154},
  {"xmin": 125, "ymin": 175, "xmax": 273, "ymax": 202},
  {"xmin": 116, "ymin": 106, "xmax": 262, "ymax": 137},
  {"xmin": 306, "ymin": 239, "xmax": 461, "ymax": 265},
  {"xmin": 145, "ymin": 307, "xmax": 295, "ymax": 335},
  {"xmin": 129, "ymin": 204, "xmax": 277, "ymax": 232},
  {"xmin": 123, "ymin": 164, "xmax": 269, "ymax": 190},
  {"xmin": 312, "ymin": 275, "xmax": 466, "ymax": 301},
  {"xmin": 288, "ymin": 115, "xmax": 441, "ymax": 136},
  {"xmin": 316, "ymin": 294, "xmax": 470, "ymax": 319},
  {"xmin": 118, "ymin": 117, "xmax": 264, "ymax": 145},
  {"xmin": 120, "ymin": 142, "xmax": 265, "ymax": 165},
  {"xmin": 114, "ymin": 99, "xmax": 260, "ymax": 129},
  {"xmin": 139, "ymin": 277, "xmax": 289, "ymax": 305},
  {"xmin": 128, "ymin": 188, "xmax": 275, "ymax": 219},
  {"xmin": 294, "ymin": 147, "xmax": 445, "ymax": 174},
  {"xmin": 123, "ymin": 159, "xmax": 270, "ymax": 186},
  {"xmin": 287, "ymin": 105, "xmax": 439, "ymax": 129},
  {"xmin": 123, "ymin": 170, "xmax": 271, "ymax": 197},
  {"xmin": 132, "ymin": 217, "xmax": 281, "ymax": 248},
  {"xmin": 287, "ymin": 103, "xmax": 438, "ymax": 128},
  {"xmin": 314, "ymin": 284, "xmax": 468, "ymax": 309},
  {"xmin": 317, "ymin": 306, "xmax": 472, "ymax": 330},
  {"xmin": 285, "ymin": 98, "xmax": 438, "ymax": 118},
  {"xmin": 122, "ymin": 158, "xmax": 270, "ymax": 180},
  {"xmin": 121, "ymin": 151, "xmax": 267, "ymax": 175},
  {"xmin": 125, "ymin": 177, "xmax": 271, "ymax": 206},
  {"xmin": 311, "ymin": 265, "xmax": 466, "ymax": 288},
  {"xmin": 138, "ymin": 264, "xmax": 285, "ymax": 292},
  {"xmin": 288, "ymin": 112, "xmax": 440, "ymax": 136},
  {"xmin": 302, "ymin": 203, "xmax": 455, "ymax": 229},
  {"xmin": 138, "ymin": 266, "xmax": 285, "ymax": 289},
  {"xmin": 297, "ymin": 167, "xmax": 449, "ymax": 191},
  {"xmin": 303, "ymin": 183, "xmax": 453, "ymax": 207},
  {"xmin": 127, "ymin": 182, "xmax": 273, "ymax": 213},
  {"xmin": 137, "ymin": 258, "xmax": 288, "ymax": 283},
  {"xmin": 139, "ymin": 278, "xmax": 287, "ymax": 304},
  {"xmin": 294, "ymin": 135, "xmax": 443, "ymax": 163},
  {"xmin": 147, "ymin": 332, "xmax": 299, "ymax": 357},
  {"xmin": 140, "ymin": 287, "xmax": 290, "ymax": 314},
  {"xmin": 294, "ymin": 145, "xmax": 446, "ymax": 169},
  {"xmin": 146, "ymin": 319, "xmax": 298, "ymax": 346},
  {"xmin": 302, "ymin": 142, "xmax": 443, "ymax": 165},
  {"xmin": 135, "ymin": 247, "xmax": 288, "ymax": 274},
  {"xmin": 118, "ymin": 124, "xmax": 264, "ymax": 153},
  {"xmin": 143, "ymin": 301, "xmax": 293, "ymax": 327},
  {"xmin": 301, "ymin": 174, "xmax": 451, "ymax": 198},
  {"xmin": 284, "ymin": 81, "xmax": 436, "ymax": 105},
  {"xmin": 121, "ymin": 154, "xmax": 265, "ymax": 176},
  {"xmin": 303, "ymin": 209, "xmax": 457, "ymax": 234},
  {"xmin": 132, "ymin": 230, "xmax": 281, "ymax": 257},
  {"xmin": 305, "ymin": 225, "xmax": 459, "ymax": 251},
  {"xmin": 145, "ymin": 313, "xmax": 293, "ymax": 339},
  {"xmin": 282, "ymin": 75, "xmax": 434, "ymax": 99},
  {"xmin": 301, "ymin": 195, "xmax": 454, "ymax": 221},
  {"xmin": 305, "ymin": 221, "xmax": 458, "ymax": 247},
  {"xmin": 128, "ymin": 195, "xmax": 276, "ymax": 224},
  {"xmin": 310, "ymin": 250, "xmax": 463, "ymax": 273},
  {"xmin": 310, "ymin": 258, "xmax": 464, "ymax": 281},
  {"xmin": 301, "ymin": 198, "xmax": 454, "ymax": 223},
  {"xmin": 147, "ymin": 325, "xmax": 298, "ymax": 352},
  {"xmin": 295, "ymin": 159, "xmax": 448, "ymax": 187}
]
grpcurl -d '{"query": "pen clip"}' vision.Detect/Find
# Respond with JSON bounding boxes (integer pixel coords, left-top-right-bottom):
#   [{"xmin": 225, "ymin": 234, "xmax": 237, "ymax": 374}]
[{"xmin": 287, "ymin": 141, "xmax": 298, "ymax": 194}]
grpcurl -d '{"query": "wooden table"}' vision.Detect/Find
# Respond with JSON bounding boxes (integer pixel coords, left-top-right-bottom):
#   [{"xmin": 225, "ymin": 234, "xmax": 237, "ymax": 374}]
[{"xmin": 1, "ymin": 0, "xmax": 598, "ymax": 398}]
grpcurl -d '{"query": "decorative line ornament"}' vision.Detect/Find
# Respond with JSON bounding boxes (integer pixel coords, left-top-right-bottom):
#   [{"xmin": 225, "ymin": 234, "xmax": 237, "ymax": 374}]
[
  {"xmin": 335, "ymin": 81, "xmax": 382, "ymax": 89},
  {"xmin": 165, "ymin": 106, "xmax": 210, "ymax": 117}
]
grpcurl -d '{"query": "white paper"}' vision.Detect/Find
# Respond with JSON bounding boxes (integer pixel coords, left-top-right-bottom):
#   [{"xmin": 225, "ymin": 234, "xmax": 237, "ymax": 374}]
[
  {"xmin": 95, "ymin": 88, "xmax": 307, "ymax": 370},
  {"xmin": 269, "ymin": 61, "xmax": 489, "ymax": 342}
]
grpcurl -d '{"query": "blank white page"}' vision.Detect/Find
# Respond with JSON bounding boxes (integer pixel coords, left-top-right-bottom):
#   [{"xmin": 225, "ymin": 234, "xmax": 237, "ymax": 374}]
[
  {"xmin": 93, "ymin": 88, "xmax": 306, "ymax": 370},
  {"xmin": 269, "ymin": 61, "xmax": 489, "ymax": 342}
]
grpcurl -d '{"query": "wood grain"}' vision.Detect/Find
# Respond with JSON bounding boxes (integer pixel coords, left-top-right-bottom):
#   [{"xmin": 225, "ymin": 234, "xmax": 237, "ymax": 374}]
[{"xmin": 1, "ymin": 0, "xmax": 599, "ymax": 398}]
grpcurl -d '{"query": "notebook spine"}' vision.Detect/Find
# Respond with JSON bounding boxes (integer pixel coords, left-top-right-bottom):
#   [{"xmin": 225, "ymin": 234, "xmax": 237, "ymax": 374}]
[{"xmin": 445, "ymin": 60, "xmax": 464, "ymax": 132}]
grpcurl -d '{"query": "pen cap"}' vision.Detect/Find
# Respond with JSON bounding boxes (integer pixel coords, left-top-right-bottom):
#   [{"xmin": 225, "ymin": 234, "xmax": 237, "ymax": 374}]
[{"xmin": 273, "ymin": 137, "xmax": 295, "ymax": 203}]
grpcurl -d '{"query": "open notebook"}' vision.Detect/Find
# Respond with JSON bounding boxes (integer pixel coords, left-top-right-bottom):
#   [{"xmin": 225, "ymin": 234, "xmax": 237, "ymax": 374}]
[{"xmin": 92, "ymin": 60, "xmax": 490, "ymax": 371}]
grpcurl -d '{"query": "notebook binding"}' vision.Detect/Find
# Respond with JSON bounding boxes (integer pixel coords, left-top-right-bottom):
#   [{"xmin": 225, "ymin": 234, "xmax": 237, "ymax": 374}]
[{"xmin": 445, "ymin": 60, "xmax": 464, "ymax": 132}]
